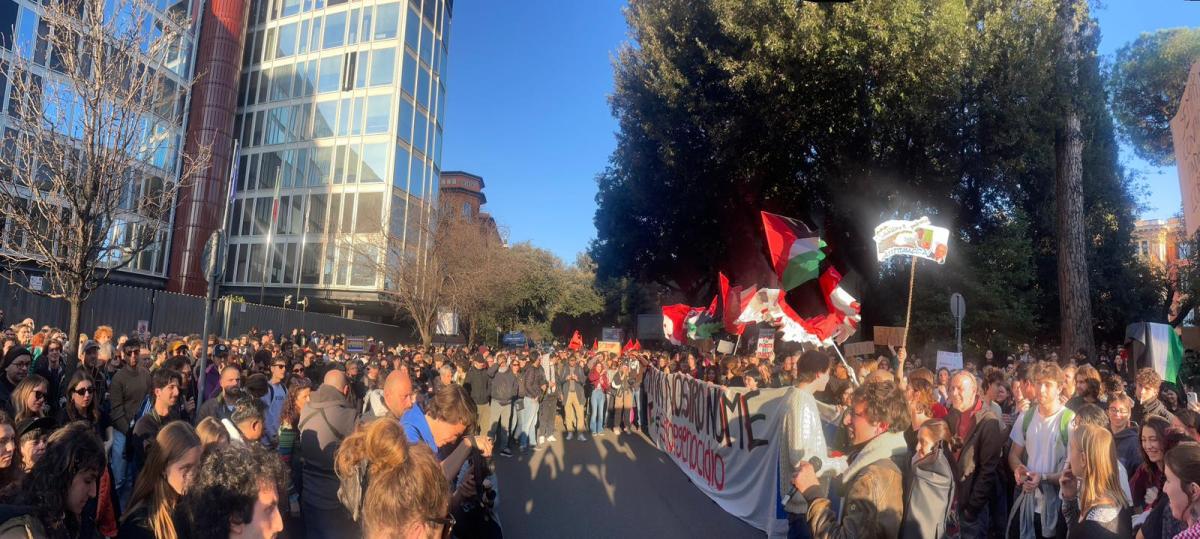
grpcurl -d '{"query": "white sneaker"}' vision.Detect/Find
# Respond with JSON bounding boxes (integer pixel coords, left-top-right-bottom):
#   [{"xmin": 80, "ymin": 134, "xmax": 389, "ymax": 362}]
[
  {"xmin": 578, "ymin": 433, "xmax": 588, "ymax": 441},
  {"xmin": 537, "ymin": 435, "xmax": 546, "ymax": 445},
  {"xmin": 566, "ymin": 432, "xmax": 574, "ymax": 440},
  {"xmin": 548, "ymin": 435, "xmax": 558, "ymax": 442},
  {"xmin": 614, "ymin": 427, "xmax": 622, "ymax": 435}
]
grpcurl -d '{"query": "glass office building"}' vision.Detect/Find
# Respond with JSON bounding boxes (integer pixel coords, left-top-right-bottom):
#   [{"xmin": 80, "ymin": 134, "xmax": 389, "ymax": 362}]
[
  {"xmin": 0, "ymin": 0, "xmax": 194, "ymax": 284},
  {"xmin": 224, "ymin": 0, "xmax": 449, "ymax": 303}
]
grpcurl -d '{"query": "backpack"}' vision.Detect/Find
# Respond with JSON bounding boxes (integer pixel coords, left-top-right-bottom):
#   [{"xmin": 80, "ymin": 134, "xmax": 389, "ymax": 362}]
[{"xmin": 1020, "ymin": 406, "xmax": 1074, "ymax": 448}]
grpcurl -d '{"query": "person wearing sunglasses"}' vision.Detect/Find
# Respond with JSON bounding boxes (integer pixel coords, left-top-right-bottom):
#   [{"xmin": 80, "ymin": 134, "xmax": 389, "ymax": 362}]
[
  {"xmin": 110, "ymin": 337, "xmax": 151, "ymax": 504},
  {"xmin": 11, "ymin": 374, "xmax": 49, "ymax": 422},
  {"xmin": 34, "ymin": 339, "xmax": 66, "ymax": 418},
  {"xmin": 58, "ymin": 371, "xmax": 113, "ymax": 449}
]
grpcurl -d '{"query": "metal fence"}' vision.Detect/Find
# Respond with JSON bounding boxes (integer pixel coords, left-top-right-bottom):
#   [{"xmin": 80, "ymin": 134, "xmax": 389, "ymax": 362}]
[{"xmin": 0, "ymin": 280, "xmax": 410, "ymax": 342}]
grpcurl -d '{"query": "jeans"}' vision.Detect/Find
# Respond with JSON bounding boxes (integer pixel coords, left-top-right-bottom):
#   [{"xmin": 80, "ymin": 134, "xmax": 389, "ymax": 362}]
[
  {"xmin": 565, "ymin": 393, "xmax": 586, "ymax": 433},
  {"xmin": 517, "ymin": 397, "xmax": 538, "ymax": 448},
  {"xmin": 589, "ymin": 390, "xmax": 607, "ymax": 433},
  {"xmin": 537, "ymin": 394, "xmax": 558, "ymax": 438},
  {"xmin": 490, "ymin": 399, "xmax": 515, "ymax": 449},
  {"xmin": 632, "ymin": 388, "xmax": 642, "ymax": 428},
  {"xmin": 110, "ymin": 430, "xmax": 130, "ymax": 507}
]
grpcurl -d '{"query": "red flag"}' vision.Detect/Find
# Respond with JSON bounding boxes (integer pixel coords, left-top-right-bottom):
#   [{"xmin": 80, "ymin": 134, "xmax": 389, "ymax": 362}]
[
  {"xmin": 591, "ymin": 338, "xmax": 598, "ymax": 351},
  {"xmin": 631, "ymin": 339, "xmax": 642, "ymax": 351},
  {"xmin": 662, "ymin": 304, "xmax": 691, "ymax": 345},
  {"xmin": 568, "ymin": 330, "xmax": 583, "ymax": 351},
  {"xmin": 719, "ymin": 272, "xmax": 748, "ymax": 336},
  {"xmin": 622, "ymin": 338, "xmax": 635, "ymax": 354}
]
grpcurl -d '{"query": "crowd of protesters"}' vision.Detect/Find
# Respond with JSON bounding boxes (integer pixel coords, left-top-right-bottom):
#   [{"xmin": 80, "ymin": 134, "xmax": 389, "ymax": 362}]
[
  {"xmin": 0, "ymin": 316, "xmax": 491, "ymax": 539},
  {"xmin": 738, "ymin": 343, "xmax": 1200, "ymax": 539},
  {"xmin": 1, "ymin": 305, "xmax": 1200, "ymax": 539}
]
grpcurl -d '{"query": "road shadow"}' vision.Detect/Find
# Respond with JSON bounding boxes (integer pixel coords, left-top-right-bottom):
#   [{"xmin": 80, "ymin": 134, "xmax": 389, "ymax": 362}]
[{"xmin": 495, "ymin": 424, "xmax": 763, "ymax": 539}]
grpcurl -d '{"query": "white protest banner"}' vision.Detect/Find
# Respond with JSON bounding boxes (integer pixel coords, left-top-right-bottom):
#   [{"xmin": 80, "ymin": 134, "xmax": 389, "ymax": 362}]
[
  {"xmin": 643, "ymin": 367, "xmax": 790, "ymax": 536},
  {"xmin": 936, "ymin": 350, "xmax": 963, "ymax": 371},
  {"xmin": 874, "ymin": 216, "xmax": 950, "ymax": 264}
]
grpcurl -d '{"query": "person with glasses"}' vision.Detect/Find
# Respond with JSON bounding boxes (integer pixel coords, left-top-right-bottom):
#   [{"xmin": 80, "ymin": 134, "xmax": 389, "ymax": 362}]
[
  {"xmin": 791, "ymin": 380, "xmax": 910, "ymax": 539},
  {"xmin": 58, "ymin": 371, "xmax": 111, "ymax": 444},
  {"xmin": 335, "ymin": 418, "xmax": 453, "ymax": 539},
  {"xmin": 34, "ymin": 339, "xmax": 66, "ymax": 418},
  {"xmin": 11, "ymin": 374, "xmax": 49, "ymax": 421},
  {"xmin": 261, "ymin": 359, "xmax": 289, "ymax": 448},
  {"xmin": 0, "ymin": 347, "xmax": 32, "ymax": 415},
  {"xmin": 109, "ymin": 338, "xmax": 150, "ymax": 502}
]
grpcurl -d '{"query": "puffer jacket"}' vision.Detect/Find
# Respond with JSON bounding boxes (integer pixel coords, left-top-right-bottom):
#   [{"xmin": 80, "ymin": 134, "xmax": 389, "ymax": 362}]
[
  {"xmin": 807, "ymin": 431, "xmax": 907, "ymax": 539},
  {"xmin": 945, "ymin": 401, "xmax": 1005, "ymax": 522}
]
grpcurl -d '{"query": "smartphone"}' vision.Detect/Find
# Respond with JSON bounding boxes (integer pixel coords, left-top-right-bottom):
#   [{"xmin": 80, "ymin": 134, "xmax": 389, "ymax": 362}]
[{"xmin": 1188, "ymin": 391, "xmax": 1198, "ymax": 407}]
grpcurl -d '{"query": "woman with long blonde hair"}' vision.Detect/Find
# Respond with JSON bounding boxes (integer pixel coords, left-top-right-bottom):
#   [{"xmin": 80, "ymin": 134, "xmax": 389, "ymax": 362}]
[
  {"xmin": 1059, "ymin": 423, "xmax": 1131, "ymax": 538},
  {"xmin": 119, "ymin": 421, "xmax": 202, "ymax": 539},
  {"xmin": 335, "ymin": 419, "xmax": 450, "ymax": 539}
]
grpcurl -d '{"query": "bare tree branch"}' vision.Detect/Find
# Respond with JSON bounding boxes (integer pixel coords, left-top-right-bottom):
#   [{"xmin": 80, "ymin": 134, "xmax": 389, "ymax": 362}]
[{"xmin": 0, "ymin": 0, "xmax": 209, "ymax": 343}]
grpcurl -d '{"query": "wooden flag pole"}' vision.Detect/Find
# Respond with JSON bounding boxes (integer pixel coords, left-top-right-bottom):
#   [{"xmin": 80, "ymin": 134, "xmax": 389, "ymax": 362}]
[{"xmin": 902, "ymin": 256, "xmax": 918, "ymax": 349}]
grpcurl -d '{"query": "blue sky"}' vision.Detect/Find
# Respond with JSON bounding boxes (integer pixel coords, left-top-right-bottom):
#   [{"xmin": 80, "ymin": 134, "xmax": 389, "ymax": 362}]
[{"xmin": 440, "ymin": 1, "xmax": 1194, "ymax": 263}]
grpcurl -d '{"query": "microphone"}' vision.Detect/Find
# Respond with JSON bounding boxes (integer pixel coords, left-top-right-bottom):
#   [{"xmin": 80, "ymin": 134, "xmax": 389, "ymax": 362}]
[{"xmin": 784, "ymin": 456, "xmax": 824, "ymax": 503}]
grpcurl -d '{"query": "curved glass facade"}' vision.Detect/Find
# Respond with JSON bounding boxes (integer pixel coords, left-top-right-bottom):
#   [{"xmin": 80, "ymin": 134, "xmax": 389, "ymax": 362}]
[{"xmin": 225, "ymin": 0, "xmax": 449, "ymax": 291}]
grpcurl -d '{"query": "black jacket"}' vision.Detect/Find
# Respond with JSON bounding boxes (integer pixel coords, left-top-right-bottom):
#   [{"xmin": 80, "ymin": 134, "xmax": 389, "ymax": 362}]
[
  {"xmin": 944, "ymin": 402, "xmax": 1005, "ymax": 521},
  {"xmin": 490, "ymin": 370, "xmax": 518, "ymax": 403},
  {"xmin": 1133, "ymin": 397, "xmax": 1174, "ymax": 427},
  {"xmin": 464, "ymin": 366, "xmax": 492, "ymax": 405}
]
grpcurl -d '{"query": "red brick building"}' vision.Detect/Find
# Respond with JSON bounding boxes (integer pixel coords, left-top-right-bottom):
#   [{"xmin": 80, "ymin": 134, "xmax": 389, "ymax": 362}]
[{"xmin": 439, "ymin": 171, "xmax": 501, "ymax": 243}]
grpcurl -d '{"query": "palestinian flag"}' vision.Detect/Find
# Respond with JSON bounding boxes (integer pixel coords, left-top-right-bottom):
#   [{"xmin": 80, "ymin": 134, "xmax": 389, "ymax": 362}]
[
  {"xmin": 761, "ymin": 211, "xmax": 826, "ymax": 290},
  {"xmin": 685, "ymin": 299, "xmax": 723, "ymax": 340},
  {"xmin": 662, "ymin": 304, "xmax": 692, "ymax": 345},
  {"xmin": 1135, "ymin": 322, "xmax": 1184, "ymax": 384}
]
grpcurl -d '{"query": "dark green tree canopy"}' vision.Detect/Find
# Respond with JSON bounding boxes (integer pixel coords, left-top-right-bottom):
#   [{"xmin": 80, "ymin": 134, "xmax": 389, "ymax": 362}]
[
  {"xmin": 592, "ymin": 0, "xmax": 1154, "ymax": 351},
  {"xmin": 1109, "ymin": 27, "xmax": 1200, "ymax": 166}
]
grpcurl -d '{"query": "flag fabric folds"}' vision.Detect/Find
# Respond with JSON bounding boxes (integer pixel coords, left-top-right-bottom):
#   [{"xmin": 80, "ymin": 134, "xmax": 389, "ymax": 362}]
[
  {"xmin": 761, "ymin": 211, "xmax": 827, "ymax": 290},
  {"xmin": 1136, "ymin": 322, "xmax": 1184, "ymax": 384},
  {"xmin": 662, "ymin": 304, "xmax": 692, "ymax": 345},
  {"xmin": 568, "ymin": 331, "xmax": 583, "ymax": 351}
]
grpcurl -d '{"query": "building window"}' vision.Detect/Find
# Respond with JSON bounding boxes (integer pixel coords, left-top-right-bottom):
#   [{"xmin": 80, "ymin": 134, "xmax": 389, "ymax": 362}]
[
  {"xmin": 1139, "ymin": 241, "xmax": 1149, "ymax": 257},
  {"xmin": 461, "ymin": 202, "xmax": 470, "ymax": 218}
]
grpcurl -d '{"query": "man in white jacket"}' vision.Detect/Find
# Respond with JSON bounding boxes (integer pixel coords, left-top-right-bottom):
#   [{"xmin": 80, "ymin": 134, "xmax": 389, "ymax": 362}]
[{"xmin": 780, "ymin": 351, "xmax": 847, "ymax": 539}]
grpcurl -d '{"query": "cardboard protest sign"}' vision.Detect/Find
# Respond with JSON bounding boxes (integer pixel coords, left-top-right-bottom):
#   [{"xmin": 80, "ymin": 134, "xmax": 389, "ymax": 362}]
[
  {"xmin": 874, "ymin": 216, "xmax": 950, "ymax": 264},
  {"xmin": 843, "ymin": 341, "xmax": 876, "ymax": 358},
  {"xmin": 936, "ymin": 351, "xmax": 963, "ymax": 371},
  {"xmin": 873, "ymin": 326, "xmax": 906, "ymax": 347}
]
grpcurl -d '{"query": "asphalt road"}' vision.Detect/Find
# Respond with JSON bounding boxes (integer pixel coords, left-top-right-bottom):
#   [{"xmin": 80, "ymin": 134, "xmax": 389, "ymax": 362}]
[{"xmin": 493, "ymin": 427, "xmax": 765, "ymax": 539}]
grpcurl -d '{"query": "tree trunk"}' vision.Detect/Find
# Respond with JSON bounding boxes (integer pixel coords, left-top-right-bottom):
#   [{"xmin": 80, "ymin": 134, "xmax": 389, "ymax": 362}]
[
  {"xmin": 67, "ymin": 295, "xmax": 81, "ymax": 355},
  {"xmin": 1055, "ymin": 0, "xmax": 1094, "ymax": 360}
]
